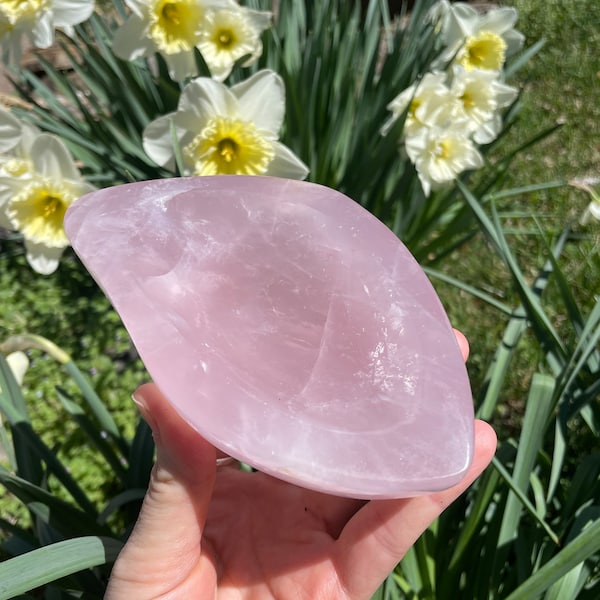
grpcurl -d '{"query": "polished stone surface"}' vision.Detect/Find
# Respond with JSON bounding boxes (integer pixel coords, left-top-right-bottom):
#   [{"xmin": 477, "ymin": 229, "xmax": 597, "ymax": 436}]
[{"xmin": 65, "ymin": 176, "xmax": 474, "ymax": 498}]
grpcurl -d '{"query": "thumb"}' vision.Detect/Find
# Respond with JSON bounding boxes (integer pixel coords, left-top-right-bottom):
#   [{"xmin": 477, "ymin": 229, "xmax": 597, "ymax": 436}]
[{"xmin": 106, "ymin": 383, "xmax": 217, "ymax": 599}]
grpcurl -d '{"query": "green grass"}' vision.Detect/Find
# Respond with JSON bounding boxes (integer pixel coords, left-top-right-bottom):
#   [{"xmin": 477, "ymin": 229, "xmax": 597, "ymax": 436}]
[{"xmin": 507, "ymin": 0, "xmax": 600, "ymax": 181}]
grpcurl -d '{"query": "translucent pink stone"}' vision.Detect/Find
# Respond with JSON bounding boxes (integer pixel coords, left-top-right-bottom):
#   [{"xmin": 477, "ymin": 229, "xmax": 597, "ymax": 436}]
[{"xmin": 65, "ymin": 176, "xmax": 474, "ymax": 499}]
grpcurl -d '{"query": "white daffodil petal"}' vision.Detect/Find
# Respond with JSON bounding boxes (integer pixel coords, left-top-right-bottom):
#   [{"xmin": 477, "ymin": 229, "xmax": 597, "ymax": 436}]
[
  {"xmin": 112, "ymin": 15, "xmax": 156, "ymax": 61},
  {"xmin": 18, "ymin": 123, "xmax": 42, "ymax": 154},
  {"xmin": 0, "ymin": 113, "xmax": 41, "ymax": 180},
  {"xmin": 203, "ymin": 60, "xmax": 232, "ymax": 84},
  {"xmin": 143, "ymin": 115, "xmax": 183, "ymax": 170},
  {"xmin": 24, "ymin": 239, "xmax": 65, "ymax": 275},
  {"xmin": 0, "ymin": 109, "xmax": 24, "ymax": 152},
  {"xmin": 590, "ymin": 201, "xmax": 600, "ymax": 220},
  {"xmin": 494, "ymin": 80, "xmax": 519, "ymax": 107},
  {"xmin": 266, "ymin": 141, "xmax": 309, "ymax": 180},
  {"xmin": 233, "ymin": 70, "xmax": 285, "ymax": 133},
  {"xmin": 441, "ymin": 2, "xmax": 479, "ymax": 43},
  {"xmin": 179, "ymin": 77, "xmax": 237, "ymax": 124},
  {"xmin": 68, "ymin": 178, "xmax": 96, "ymax": 199},
  {"xmin": 428, "ymin": 0, "xmax": 450, "ymax": 28},
  {"xmin": 30, "ymin": 135, "xmax": 80, "ymax": 180},
  {"xmin": 31, "ymin": 11, "xmax": 54, "ymax": 48},
  {"xmin": 417, "ymin": 172, "xmax": 433, "ymax": 198},
  {"xmin": 473, "ymin": 115, "xmax": 502, "ymax": 145},
  {"xmin": 479, "ymin": 8, "xmax": 524, "ymax": 56},
  {"xmin": 0, "ymin": 178, "xmax": 19, "ymax": 228},
  {"xmin": 0, "ymin": 211, "xmax": 13, "ymax": 229},
  {"xmin": 241, "ymin": 38, "xmax": 263, "ymax": 67},
  {"xmin": 124, "ymin": 0, "xmax": 148, "ymax": 19},
  {"xmin": 414, "ymin": 92, "xmax": 459, "ymax": 129},
  {"xmin": 165, "ymin": 50, "xmax": 198, "ymax": 82},
  {"xmin": 6, "ymin": 351, "xmax": 29, "ymax": 385},
  {"xmin": 503, "ymin": 29, "xmax": 526, "ymax": 56},
  {"xmin": 386, "ymin": 85, "xmax": 414, "ymax": 116},
  {"xmin": 1, "ymin": 32, "xmax": 23, "ymax": 64},
  {"xmin": 480, "ymin": 7, "xmax": 518, "ymax": 35},
  {"xmin": 205, "ymin": 0, "xmax": 240, "ymax": 8},
  {"xmin": 451, "ymin": 67, "xmax": 496, "ymax": 118},
  {"xmin": 52, "ymin": 0, "xmax": 95, "ymax": 28},
  {"xmin": 245, "ymin": 7, "xmax": 272, "ymax": 32},
  {"xmin": 0, "ymin": 177, "xmax": 19, "ymax": 202}
]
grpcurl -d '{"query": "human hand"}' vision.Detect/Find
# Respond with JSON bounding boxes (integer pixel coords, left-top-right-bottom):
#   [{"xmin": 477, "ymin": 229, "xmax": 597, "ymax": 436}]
[{"xmin": 105, "ymin": 331, "xmax": 496, "ymax": 599}]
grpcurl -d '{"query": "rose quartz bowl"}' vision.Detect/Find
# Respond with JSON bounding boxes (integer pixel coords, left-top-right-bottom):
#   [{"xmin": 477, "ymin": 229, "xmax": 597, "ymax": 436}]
[{"xmin": 64, "ymin": 176, "xmax": 474, "ymax": 499}]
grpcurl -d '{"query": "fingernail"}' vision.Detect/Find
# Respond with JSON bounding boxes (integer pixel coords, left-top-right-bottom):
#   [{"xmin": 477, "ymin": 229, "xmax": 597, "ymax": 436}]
[{"xmin": 132, "ymin": 389, "xmax": 159, "ymax": 436}]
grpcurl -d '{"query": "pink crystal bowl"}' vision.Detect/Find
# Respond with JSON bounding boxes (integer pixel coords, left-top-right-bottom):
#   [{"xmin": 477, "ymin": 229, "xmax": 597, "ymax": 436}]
[{"xmin": 65, "ymin": 176, "xmax": 474, "ymax": 499}]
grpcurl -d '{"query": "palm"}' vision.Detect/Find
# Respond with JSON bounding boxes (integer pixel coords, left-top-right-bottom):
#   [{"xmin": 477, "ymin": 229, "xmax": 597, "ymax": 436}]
[{"xmin": 204, "ymin": 467, "xmax": 364, "ymax": 598}]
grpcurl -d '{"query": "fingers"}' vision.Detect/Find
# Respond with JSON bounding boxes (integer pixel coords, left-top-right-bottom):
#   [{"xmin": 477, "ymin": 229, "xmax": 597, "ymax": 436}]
[
  {"xmin": 334, "ymin": 419, "xmax": 496, "ymax": 599},
  {"xmin": 105, "ymin": 383, "xmax": 218, "ymax": 599},
  {"xmin": 453, "ymin": 328, "xmax": 470, "ymax": 362}
]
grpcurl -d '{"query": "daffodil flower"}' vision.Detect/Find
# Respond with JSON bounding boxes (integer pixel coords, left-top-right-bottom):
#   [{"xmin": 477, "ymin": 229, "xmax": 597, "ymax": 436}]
[
  {"xmin": 143, "ymin": 69, "xmax": 309, "ymax": 179},
  {"xmin": 0, "ymin": 0, "xmax": 94, "ymax": 64},
  {"xmin": 404, "ymin": 123, "xmax": 484, "ymax": 197},
  {"xmin": 381, "ymin": 71, "xmax": 459, "ymax": 138},
  {"xmin": 112, "ymin": 0, "xmax": 257, "ymax": 81},
  {"xmin": 198, "ymin": 5, "xmax": 271, "ymax": 82},
  {"xmin": 431, "ymin": 1, "xmax": 524, "ymax": 71},
  {"xmin": 449, "ymin": 65, "xmax": 518, "ymax": 144},
  {"xmin": 0, "ymin": 134, "xmax": 95, "ymax": 274}
]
